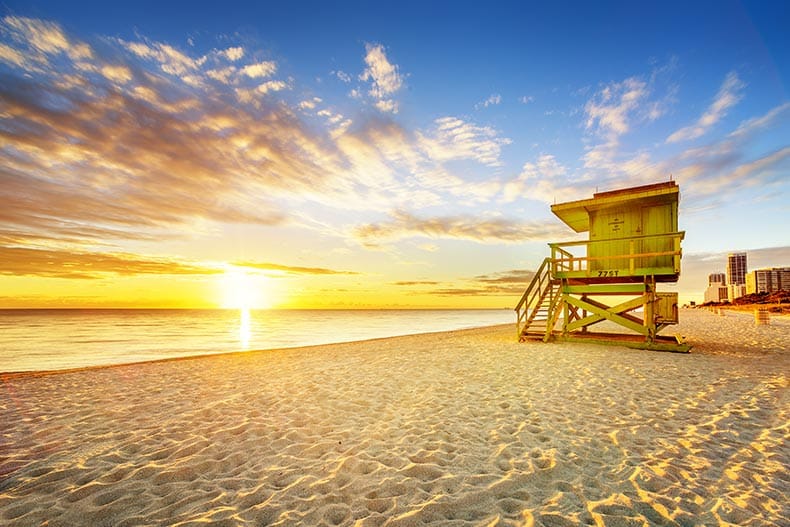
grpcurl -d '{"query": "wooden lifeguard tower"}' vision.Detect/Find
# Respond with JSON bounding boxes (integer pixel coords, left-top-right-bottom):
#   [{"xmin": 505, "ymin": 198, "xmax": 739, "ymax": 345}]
[{"xmin": 515, "ymin": 181, "xmax": 690, "ymax": 352}]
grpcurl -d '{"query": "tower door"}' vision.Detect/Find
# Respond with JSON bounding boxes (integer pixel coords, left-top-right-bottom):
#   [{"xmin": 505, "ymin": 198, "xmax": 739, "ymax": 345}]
[
  {"xmin": 640, "ymin": 204, "xmax": 674, "ymax": 270},
  {"xmin": 589, "ymin": 208, "xmax": 641, "ymax": 271}
]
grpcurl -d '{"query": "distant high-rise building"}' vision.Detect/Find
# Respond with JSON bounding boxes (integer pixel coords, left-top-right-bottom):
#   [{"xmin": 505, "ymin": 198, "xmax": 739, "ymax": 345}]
[
  {"xmin": 746, "ymin": 267, "xmax": 790, "ymax": 294},
  {"xmin": 727, "ymin": 253, "xmax": 747, "ymax": 286},
  {"xmin": 708, "ymin": 272, "xmax": 726, "ymax": 285},
  {"xmin": 704, "ymin": 273, "xmax": 728, "ymax": 303},
  {"xmin": 726, "ymin": 253, "xmax": 747, "ymax": 301},
  {"xmin": 728, "ymin": 284, "xmax": 747, "ymax": 302}
]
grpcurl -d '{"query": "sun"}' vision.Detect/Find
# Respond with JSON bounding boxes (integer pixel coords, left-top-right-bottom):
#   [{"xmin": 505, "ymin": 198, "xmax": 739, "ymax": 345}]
[{"xmin": 220, "ymin": 267, "xmax": 270, "ymax": 309}]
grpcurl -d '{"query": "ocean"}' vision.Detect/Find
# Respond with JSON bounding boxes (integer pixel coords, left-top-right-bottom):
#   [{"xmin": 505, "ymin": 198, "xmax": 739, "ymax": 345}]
[{"xmin": 0, "ymin": 309, "xmax": 514, "ymax": 373}]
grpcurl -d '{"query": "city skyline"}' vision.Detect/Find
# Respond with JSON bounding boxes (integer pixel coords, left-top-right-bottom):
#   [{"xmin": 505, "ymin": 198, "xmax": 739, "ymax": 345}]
[{"xmin": 1, "ymin": 1, "xmax": 789, "ymax": 308}]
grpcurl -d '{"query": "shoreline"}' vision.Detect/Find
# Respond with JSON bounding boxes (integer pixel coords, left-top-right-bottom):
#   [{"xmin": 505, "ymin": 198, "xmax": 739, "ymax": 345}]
[
  {"xmin": 6, "ymin": 305, "xmax": 788, "ymax": 377},
  {"xmin": 0, "ymin": 323, "xmax": 516, "ymax": 378},
  {"xmin": 0, "ymin": 309, "xmax": 515, "ymax": 375},
  {"xmin": 1, "ymin": 310, "xmax": 787, "ymax": 526}
]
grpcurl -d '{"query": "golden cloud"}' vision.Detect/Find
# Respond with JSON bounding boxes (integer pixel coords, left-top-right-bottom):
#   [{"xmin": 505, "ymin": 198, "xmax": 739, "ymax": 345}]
[{"xmin": 0, "ymin": 247, "xmax": 220, "ymax": 279}]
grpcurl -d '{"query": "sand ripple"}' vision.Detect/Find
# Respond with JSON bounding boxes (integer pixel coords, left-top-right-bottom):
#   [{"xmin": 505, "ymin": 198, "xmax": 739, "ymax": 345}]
[{"xmin": 1, "ymin": 309, "xmax": 788, "ymax": 525}]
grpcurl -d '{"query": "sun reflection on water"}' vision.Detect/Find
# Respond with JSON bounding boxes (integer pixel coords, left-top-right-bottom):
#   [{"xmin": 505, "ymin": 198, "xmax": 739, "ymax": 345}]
[{"xmin": 239, "ymin": 308, "xmax": 251, "ymax": 349}]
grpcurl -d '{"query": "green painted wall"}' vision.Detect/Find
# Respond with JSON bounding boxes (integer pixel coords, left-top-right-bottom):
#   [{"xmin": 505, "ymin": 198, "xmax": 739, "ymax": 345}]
[{"xmin": 588, "ymin": 198, "xmax": 678, "ymax": 272}]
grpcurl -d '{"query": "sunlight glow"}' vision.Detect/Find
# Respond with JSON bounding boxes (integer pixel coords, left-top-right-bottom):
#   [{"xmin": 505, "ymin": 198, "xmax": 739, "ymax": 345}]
[{"xmin": 220, "ymin": 267, "xmax": 270, "ymax": 309}]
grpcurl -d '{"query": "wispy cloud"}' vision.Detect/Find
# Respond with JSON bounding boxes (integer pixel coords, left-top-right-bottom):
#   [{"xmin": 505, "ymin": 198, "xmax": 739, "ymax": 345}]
[
  {"xmin": 475, "ymin": 93, "xmax": 502, "ymax": 110},
  {"xmin": 359, "ymin": 43, "xmax": 403, "ymax": 113},
  {"xmin": 0, "ymin": 16, "xmax": 92, "ymax": 69},
  {"xmin": 220, "ymin": 46, "xmax": 244, "ymax": 61},
  {"xmin": 353, "ymin": 211, "xmax": 568, "ymax": 246},
  {"xmin": 428, "ymin": 269, "xmax": 537, "ymax": 297},
  {"xmin": 502, "ymin": 64, "xmax": 779, "ymax": 208},
  {"xmin": 678, "ymin": 146, "xmax": 790, "ymax": 198},
  {"xmin": 416, "ymin": 117, "xmax": 511, "ymax": 167},
  {"xmin": 233, "ymin": 261, "xmax": 358, "ymax": 275},
  {"xmin": 585, "ymin": 77, "xmax": 648, "ymax": 140},
  {"xmin": 240, "ymin": 60, "xmax": 277, "ymax": 78},
  {"xmin": 121, "ymin": 38, "xmax": 206, "ymax": 77},
  {"xmin": 728, "ymin": 101, "xmax": 790, "ymax": 140},
  {"xmin": 0, "ymin": 246, "xmax": 219, "ymax": 279},
  {"xmin": 577, "ymin": 75, "xmax": 664, "ymax": 184},
  {"xmin": 0, "ymin": 18, "xmax": 335, "ymax": 253},
  {"xmin": 391, "ymin": 269, "xmax": 537, "ymax": 297},
  {"xmin": 0, "ymin": 16, "xmax": 522, "ymax": 283},
  {"xmin": 502, "ymin": 154, "xmax": 591, "ymax": 204},
  {"xmin": 667, "ymin": 72, "xmax": 744, "ymax": 143},
  {"xmin": 392, "ymin": 280, "xmax": 441, "ymax": 286},
  {"xmin": 332, "ymin": 70, "xmax": 352, "ymax": 83}
]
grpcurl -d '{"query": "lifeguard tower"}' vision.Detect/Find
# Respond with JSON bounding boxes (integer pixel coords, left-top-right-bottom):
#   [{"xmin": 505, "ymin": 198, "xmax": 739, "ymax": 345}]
[{"xmin": 515, "ymin": 181, "xmax": 690, "ymax": 352}]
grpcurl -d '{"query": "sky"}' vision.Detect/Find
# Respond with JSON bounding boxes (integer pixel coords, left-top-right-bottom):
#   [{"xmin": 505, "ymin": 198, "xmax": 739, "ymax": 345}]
[{"xmin": 0, "ymin": 0, "xmax": 788, "ymax": 309}]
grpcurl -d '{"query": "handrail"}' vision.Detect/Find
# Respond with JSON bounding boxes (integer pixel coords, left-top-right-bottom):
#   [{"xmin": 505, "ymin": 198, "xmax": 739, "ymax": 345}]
[
  {"xmin": 515, "ymin": 257, "xmax": 554, "ymax": 338},
  {"xmin": 554, "ymin": 249, "xmax": 680, "ymax": 264},
  {"xmin": 548, "ymin": 231, "xmax": 685, "ymax": 249},
  {"xmin": 548, "ymin": 231, "xmax": 685, "ymax": 275},
  {"xmin": 542, "ymin": 284, "xmax": 563, "ymax": 342},
  {"xmin": 515, "ymin": 257, "xmax": 550, "ymax": 312}
]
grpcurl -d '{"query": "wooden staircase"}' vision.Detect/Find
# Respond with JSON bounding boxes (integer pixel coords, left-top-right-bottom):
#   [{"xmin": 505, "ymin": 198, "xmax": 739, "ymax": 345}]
[{"xmin": 515, "ymin": 258, "xmax": 561, "ymax": 342}]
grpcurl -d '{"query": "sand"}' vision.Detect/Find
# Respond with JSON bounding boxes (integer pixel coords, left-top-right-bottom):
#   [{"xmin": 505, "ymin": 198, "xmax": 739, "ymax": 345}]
[{"xmin": 1, "ymin": 309, "xmax": 788, "ymax": 526}]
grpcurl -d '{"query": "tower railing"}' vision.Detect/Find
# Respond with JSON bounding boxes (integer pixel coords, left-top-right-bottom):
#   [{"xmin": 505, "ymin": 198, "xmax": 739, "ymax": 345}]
[
  {"xmin": 549, "ymin": 232, "xmax": 684, "ymax": 280},
  {"xmin": 515, "ymin": 257, "xmax": 553, "ymax": 338}
]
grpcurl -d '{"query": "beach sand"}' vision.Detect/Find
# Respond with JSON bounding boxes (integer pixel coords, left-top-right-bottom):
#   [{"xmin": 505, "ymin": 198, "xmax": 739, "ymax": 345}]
[{"xmin": 1, "ymin": 309, "xmax": 788, "ymax": 526}]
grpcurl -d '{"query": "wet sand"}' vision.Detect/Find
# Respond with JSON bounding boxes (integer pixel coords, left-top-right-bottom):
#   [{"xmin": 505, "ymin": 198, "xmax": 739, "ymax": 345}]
[{"xmin": 1, "ymin": 309, "xmax": 788, "ymax": 526}]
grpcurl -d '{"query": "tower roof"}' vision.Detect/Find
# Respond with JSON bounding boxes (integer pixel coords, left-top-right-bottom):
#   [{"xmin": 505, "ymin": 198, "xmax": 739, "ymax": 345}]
[{"xmin": 550, "ymin": 181, "xmax": 679, "ymax": 233}]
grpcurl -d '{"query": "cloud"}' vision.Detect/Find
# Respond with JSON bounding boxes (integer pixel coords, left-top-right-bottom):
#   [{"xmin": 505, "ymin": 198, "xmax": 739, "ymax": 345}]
[
  {"xmin": 679, "ymin": 146, "xmax": 790, "ymax": 197},
  {"xmin": 519, "ymin": 95, "xmax": 534, "ymax": 104},
  {"xmin": 298, "ymin": 97, "xmax": 322, "ymax": 110},
  {"xmin": 256, "ymin": 79, "xmax": 288, "ymax": 93},
  {"xmin": 658, "ymin": 101, "xmax": 790, "ymax": 202},
  {"xmin": 222, "ymin": 46, "xmax": 244, "ymax": 61},
  {"xmin": 359, "ymin": 43, "xmax": 403, "ymax": 113},
  {"xmin": 0, "ymin": 18, "xmax": 351, "ymax": 258},
  {"xmin": 728, "ymin": 101, "xmax": 790, "ymax": 140},
  {"xmin": 585, "ymin": 77, "xmax": 648, "ymax": 139},
  {"xmin": 332, "ymin": 70, "xmax": 352, "ymax": 83},
  {"xmin": 100, "ymin": 64, "xmax": 133, "ymax": 84},
  {"xmin": 375, "ymin": 99, "xmax": 398, "ymax": 113},
  {"xmin": 353, "ymin": 211, "xmax": 569, "ymax": 245},
  {"xmin": 502, "ymin": 155, "xmax": 595, "ymax": 204},
  {"xmin": 391, "ymin": 269, "xmax": 537, "ymax": 297},
  {"xmin": 240, "ymin": 60, "xmax": 277, "ymax": 78},
  {"xmin": 521, "ymin": 154, "xmax": 567, "ymax": 180},
  {"xmin": 2, "ymin": 15, "xmax": 92, "ymax": 60},
  {"xmin": 428, "ymin": 269, "xmax": 537, "ymax": 297},
  {"xmin": 121, "ymin": 38, "xmax": 205, "ymax": 77},
  {"xmin": 206, "ymin": 66, "xmax": 236, "ymax": 84},
  {"xmin": 565, "ymin": 67, "xmax": 680, "ymax": 189},
  {"xmin": 0, "ymin": 42, "xmax": 27, "ymax": 67},
  {"xmin": 475, "ymin": 94, "xmax": 502, "ymax": 109},
  {"xmin": 318, "ymin": 116, "xmax": 510, "ymax": 209},
  {"xmin": 0, "ymin": 15, "xmax": 92, "ymax": 71},
  {"xmin": 233, "ymin": 261, "xmax": 358, "ymax": 275},
  {"xmin": 474, "ymin": 269, "xmax": 536, "ymax": 285},
  {"xmin": 0, "ymin": 246, "xmax": 219, "ymax": 279},
  {"xmin": 417, "ymin": 117, "xmax": 511, "ymax": 167},
  {"xmin": 667, "ymin": 72, "xmax": 744, "ymax": 143}
]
